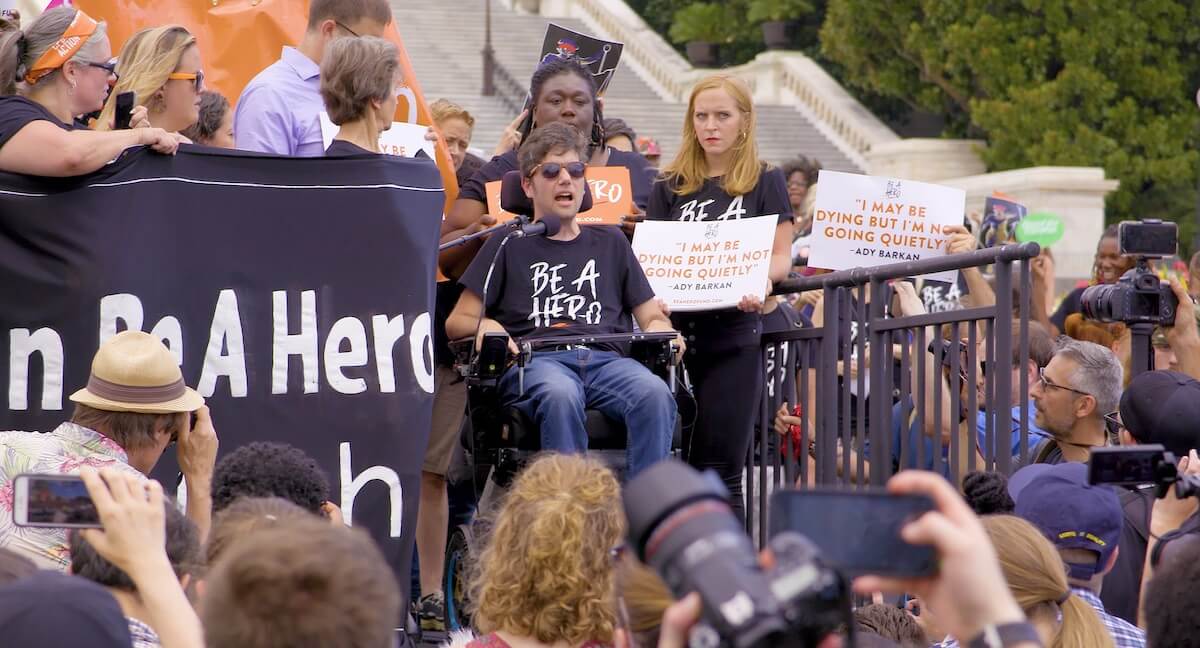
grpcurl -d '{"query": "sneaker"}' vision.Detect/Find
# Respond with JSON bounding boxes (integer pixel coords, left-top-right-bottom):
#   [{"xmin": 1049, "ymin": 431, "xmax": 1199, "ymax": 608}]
[{"xmin": 418, "ymin": 591, "xmax": 445, "ymax": 632}]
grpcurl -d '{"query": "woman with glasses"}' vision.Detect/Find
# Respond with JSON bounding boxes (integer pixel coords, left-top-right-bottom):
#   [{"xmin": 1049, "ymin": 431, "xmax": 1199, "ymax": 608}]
[
  {"xmin": 96, "ymin": 25, "xmax": 204, "ymax": 135},
  {"xmin": 0, "ymin": 7, "xmax": 182, "ymax": 176},
  {"xmin": 317, "ymin": 35, "xmax": 400, "ymax": 156}
]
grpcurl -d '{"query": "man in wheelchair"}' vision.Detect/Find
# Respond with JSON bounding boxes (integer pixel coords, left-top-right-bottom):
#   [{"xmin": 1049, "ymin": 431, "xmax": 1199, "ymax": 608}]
[{"xmin": 446, "ymin": 122, "xmax": 683, "ymax": 476}]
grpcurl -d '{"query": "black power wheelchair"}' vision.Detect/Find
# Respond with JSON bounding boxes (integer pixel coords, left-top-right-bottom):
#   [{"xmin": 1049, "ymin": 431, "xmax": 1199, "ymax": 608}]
[{"xmin": 439, "ymin": 171, "xmax": 686, "ymax": 631}]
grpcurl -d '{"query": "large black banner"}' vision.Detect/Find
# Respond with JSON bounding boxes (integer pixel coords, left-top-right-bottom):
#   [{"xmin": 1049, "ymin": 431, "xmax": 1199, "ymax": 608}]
[{"xmin": 0, "ymin": 146, "xmax": 443, "ymax": 604}]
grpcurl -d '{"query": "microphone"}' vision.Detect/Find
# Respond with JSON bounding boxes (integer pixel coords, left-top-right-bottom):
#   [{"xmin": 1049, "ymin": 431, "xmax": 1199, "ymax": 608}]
[{"xmin": 511, "ymin": 213, "xmax": 562, "ymax": 239}]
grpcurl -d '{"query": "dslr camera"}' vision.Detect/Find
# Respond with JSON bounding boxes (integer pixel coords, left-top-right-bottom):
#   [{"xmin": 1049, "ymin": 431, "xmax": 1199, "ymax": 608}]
[
  {"xmin": 1080, "ymin": 219, "xmax": 1178, "ymax": 326},
  {"xmin": 623, "ymin": 460, "xmax": 852, "ymax": 648},
  {"xmin": 1090, "ymin": 445, "xmax": 1200, "ymax": 499}
]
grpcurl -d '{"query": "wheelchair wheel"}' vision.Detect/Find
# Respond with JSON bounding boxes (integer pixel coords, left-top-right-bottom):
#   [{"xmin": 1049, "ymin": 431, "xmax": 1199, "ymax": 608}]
[{"xmin": 443, "ymin": 524, "xmax": 474, "ymax": 632}]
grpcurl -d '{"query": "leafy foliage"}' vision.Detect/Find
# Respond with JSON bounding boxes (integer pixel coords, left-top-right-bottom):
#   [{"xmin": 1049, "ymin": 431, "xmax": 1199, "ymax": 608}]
[{"xmin": 746, "ymin": 0, "xmax": 815, "ymax": 23}]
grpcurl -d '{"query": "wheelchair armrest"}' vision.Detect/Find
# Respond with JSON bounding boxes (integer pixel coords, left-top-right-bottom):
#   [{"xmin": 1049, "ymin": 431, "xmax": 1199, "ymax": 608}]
[{"xmin": 451, "ymin": 333, "xmax": 514, "ymax": 384}]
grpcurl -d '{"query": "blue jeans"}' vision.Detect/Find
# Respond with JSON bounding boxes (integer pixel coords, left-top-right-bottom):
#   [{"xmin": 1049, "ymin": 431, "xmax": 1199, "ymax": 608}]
[{"xmin": 499, "ymin": 348, "xmax": 675, "ymax": 476}]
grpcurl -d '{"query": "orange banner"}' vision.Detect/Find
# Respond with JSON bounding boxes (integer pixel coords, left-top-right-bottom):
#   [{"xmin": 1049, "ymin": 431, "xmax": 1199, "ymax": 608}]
[
  {"xmin": 75, "ymin": 0, "xmax": 458, "ymax": 206},
  {"xmin": 485, "ymin": 166, "xmax": 634, "ymax": 225}
]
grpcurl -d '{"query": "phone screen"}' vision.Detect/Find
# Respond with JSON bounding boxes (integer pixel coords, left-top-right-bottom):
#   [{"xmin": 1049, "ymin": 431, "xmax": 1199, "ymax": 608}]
[
  {"xmin": 769, "ymin": 490, "xmax": 936, "ymax": 577},
  {"xmin": 13, "ymin": 474, "xmax": 101, "ymax": 528},
  {"xmin": 114, "ymin": 91, "xmax": 135, "ymax": 130}
]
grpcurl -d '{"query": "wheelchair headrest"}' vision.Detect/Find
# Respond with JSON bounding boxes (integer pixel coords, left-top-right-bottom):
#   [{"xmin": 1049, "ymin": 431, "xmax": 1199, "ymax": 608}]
[{"xmin": 499, "ymin": 169, "xmax": 594, "ymax": 217}]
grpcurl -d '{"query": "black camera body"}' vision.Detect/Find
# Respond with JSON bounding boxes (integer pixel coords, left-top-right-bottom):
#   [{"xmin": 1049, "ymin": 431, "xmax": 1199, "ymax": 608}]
[
  {"xmin": 1090, "ymin": 445, "xmax": 1200, "ymax": 499},
  {"xmin": 1081, "ymin": 219, "xmax": 1178, "ymax": 326},
  {"xmin": 623, "ymin": 460, "xmax": 852, "ymax": 648}
]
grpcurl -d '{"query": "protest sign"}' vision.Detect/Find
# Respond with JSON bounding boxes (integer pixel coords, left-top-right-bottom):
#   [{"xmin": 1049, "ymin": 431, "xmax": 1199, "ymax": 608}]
[
  {"xmin": 540, "ymin": 23, "xmax": 623, "ymax": 95},
  {"xmin": 0, "ymin": 147, "xmax": 442, "ymax": 606},
  {"xmin": 979, "ymin": 193, "xmax": 1028, "ymax": 249},
  {"xmin": 1016, "ymin": 212, "xmax": 1065, "ymax": 247},
  {"xmin": 809, "ymin": 170, "xmax": 966, "ymax": 283},
  {"xmin": 485, "ymin": 166, "xmax": 634, "ymax": 225},
  {"xmin": 319, "ymin": 112, "xmax": 436, "ymax": 159},
  {"xmin": 632, "ymin": 218, "xmax": 776, "ymax": 311}
]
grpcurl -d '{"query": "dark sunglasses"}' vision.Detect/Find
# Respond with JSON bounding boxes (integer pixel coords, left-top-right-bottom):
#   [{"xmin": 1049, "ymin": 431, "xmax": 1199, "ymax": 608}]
[
  {"xmin": 85, "ymin": 60, "xmax": 119, "ymax": 79},
  {"xmin": 529, "ymin": 161, "xmax": 586, "ymax": 180},
  {"xmin": 1104, "ymin": 412, "xmax": 1125, "ymax": 438}
]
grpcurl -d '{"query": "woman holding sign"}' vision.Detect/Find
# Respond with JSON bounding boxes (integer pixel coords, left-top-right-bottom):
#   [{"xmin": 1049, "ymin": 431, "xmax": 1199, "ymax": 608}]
[
  {"xmin": 646, "ymin": 74, "xmax": 794, "ymax": 519},
  {"xmin": 438, "ymin": 57, "xmax": 653, "ymax": 279}
]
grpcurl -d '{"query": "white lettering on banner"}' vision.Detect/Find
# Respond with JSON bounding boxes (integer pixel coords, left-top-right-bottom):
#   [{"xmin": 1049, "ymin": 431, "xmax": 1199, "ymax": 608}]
[
  {"xmin": 340, "ymin": 441, "xmax": 403, "ymax": 537},
  {"xmin": 198, "ymin": 289, "xmax": 248, "ymax": 398},
  {"xmin": 272, "ymin": 290, "xmax": 319, "ymax": 395},
  {"xmin": 529, "ymin": 261, "xmax": 603, "ymax": 328},
  {"xmin": 5, "ymin": 289, "xmax": 434, "ymax": 410},
  {"xmin": 8, "ymin": 328, "xmax": 63, "ymax": 410}
]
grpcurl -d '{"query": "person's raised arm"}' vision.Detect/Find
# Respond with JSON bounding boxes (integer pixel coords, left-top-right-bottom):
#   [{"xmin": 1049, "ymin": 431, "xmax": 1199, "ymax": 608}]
[
  {"xmin": 1166, "ymin": 279, "xmax": 1200, "ymax": 381},
  {"xmin": 945, "ymin": 224, "xmax": 995, "ymax": 308},
  {"xmin": 175, "ymin": 405, "xmax": 218, "ymax": 542},
  {"xmin": 1138, "ymin": 449, "xmax": 1200, "ymax": 628},
  {"xmin": 78, "ymin": 467, "xmax": 204, "ymax": 648},
  {"xmin": 0, "ymin": 121, "xmax": 183, "ymax": 176},
  {"xmin": 439, "ymin": 197, "xmax": 495, "ymax": 279}
]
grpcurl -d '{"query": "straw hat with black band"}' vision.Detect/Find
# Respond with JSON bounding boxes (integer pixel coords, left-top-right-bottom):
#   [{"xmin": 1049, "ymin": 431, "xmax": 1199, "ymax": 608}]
[{"xmin": 70, "ymin": 330, "xmax": 204, "ymax": 414}]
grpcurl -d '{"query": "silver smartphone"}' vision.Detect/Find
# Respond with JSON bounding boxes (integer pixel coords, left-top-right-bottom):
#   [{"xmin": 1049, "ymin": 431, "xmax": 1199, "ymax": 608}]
[{"xmin": 12, "ymin": 473, "xmax": 101, "ymax": 528}]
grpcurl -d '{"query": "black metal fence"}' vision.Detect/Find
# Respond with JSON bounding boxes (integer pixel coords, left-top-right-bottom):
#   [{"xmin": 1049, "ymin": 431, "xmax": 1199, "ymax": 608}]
[{"xmin": 745, "ymin": 242, "xmax": 1042, "ymax": 543}]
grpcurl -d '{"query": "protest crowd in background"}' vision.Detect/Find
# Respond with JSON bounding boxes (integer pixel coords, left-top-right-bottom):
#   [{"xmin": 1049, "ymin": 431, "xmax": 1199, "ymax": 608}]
[{"xmin": 1, "ymin": 2, "xmax": 1200, "ymax": 648}]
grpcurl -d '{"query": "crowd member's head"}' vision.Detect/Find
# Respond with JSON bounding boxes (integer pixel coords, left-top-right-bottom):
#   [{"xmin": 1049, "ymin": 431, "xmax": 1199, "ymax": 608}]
[
  {"xmin": 0, "ymin": 571, "xmax": 133, "ymax": 647},
  {"xmin": 981, "ymin": 515, "xmax": 1115, "ymax": 648},
  {"xmin": 0, "ymin": 7, "xmax": 113, "ymax": 110},
  {"xmin": 304, "ymin": 0, "xmax": 391, "ymax": 62},
  {"xmin": 1008, "ymin": 463, "xmax": 1123, "ymax": 592},
  {"xmin": 0, "ymin": 547, "xmax": 36, "ymax": 585},
  {"xmin": 69, "ymin": 498, "xmax": 201, "ymax": 604},
  {"xmin": 1118, "ymin": 370, "xmax": 1200, "ymax": 458},
  {"xmin": 603, "ymin": 117, "xmax": 636, "ymax": 151},
  {"xmin": 1144, "ymin": 534, "xmax": 1200, "ymax": 648},
  {"xmin": 523, "ymin": 56, "xmax": 602, "ymax": 150},
  {"xmin": 782, "ymin": 155, "xmax": 821, "ymax": 213},
  {"xmin": 68, "ymin": 330, "xmax": 204, "ymax": 475},
  {"xmin": 98, "ymin": 25, "xmax": 201, "ymax": 133},
  {"xmin": 613, "ymin": 549, "xmax": 674, "ymax": 648},
  {"xmin": 1030, "ymin": 338, "xmax": 1122, "ymax": 445},
  {"xmin": 1013, "ymin": 320, "xmax": 1056, "ymax": 403},
  {"xmin": 205, "ymin": 496, "xmax": 312, "ymax": 567},
  {"xmin": 636, "ymin": 136, "xmax": 661, "ymax": 167},
  {"xmin": 471, "ymin": 454, "xmax": 623, "ymax": 646},
  {"xmin": 179, "ymin": 91, "xmax": 234, "ymax": 148},
  {"xmin": 1092, "ymin": 224, "xmax": 1134, "ymax": 286},
  {"xmin": 201, "ymin": 517, "xmax": 400, "ymax": 648},
  {"xmin": 961, "ymin": 470, "xmax": 1016, "ymax": 515},
  {"xmin": 852, "ymin": 604, "xmax": 925, "ymax": 648},
  {"xmin": 795, "ymin": 181, "xmax": 818, "ymax": 238},
  {"xmin": 665, "ymin": 73, "xmax": 760, "ymax": 196},
  {"xmin": 210, "ymin": 441, "xmax": 330, "ymax": 514},
  {"xmin": 518, "ymin": 122, "xmax": 590, "ymax": 225},
  {"xmin": 319, "ymin": 35, "xmax": 400, "ymax": 151},
  {"xmin": 430, "ymin": 98, "xmax": 474, "ymax": 171}
]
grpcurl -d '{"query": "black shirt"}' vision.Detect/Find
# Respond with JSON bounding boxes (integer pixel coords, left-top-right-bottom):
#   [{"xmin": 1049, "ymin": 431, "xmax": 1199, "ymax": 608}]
[
  {"xmin": 1051, "ymin": 285, "xmax": 1086, "ymax": 333},
  {"xmin": 0, "ymin": 96, "xmax": 72, "ymax": 149},
  {"xmin": 647, "ymin": 166, "xmax": 792, "ymax": 351},
  {"xmin": 324, "ymin": 140, "xmax": 377, "ymax": 157},
  {"xmin": 458, "ymin": 225, "xmax": 655, "ymax": 352},
  {"xmin": 458, "ymin": 147, "xmax": 653, "ymax": 212}
]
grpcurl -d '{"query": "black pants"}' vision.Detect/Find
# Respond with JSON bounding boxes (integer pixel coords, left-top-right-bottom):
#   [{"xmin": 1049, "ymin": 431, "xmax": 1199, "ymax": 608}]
[{"xmin": 682, "ymin": 343, "xmax": 763, "ymax": 521}]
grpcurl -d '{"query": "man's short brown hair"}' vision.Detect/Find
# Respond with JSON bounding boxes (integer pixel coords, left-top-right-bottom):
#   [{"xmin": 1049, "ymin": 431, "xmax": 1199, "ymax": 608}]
[
  {"xmin": 307, "ymin": 0, "xmax": 391, "ymax": 30},
  {"xmin": 320, "ymin": 36, "xmax": 400, "ymax": 125},
  {"xmin": 201, "ymin": 518, "xmax": 400, "ymax": 648},
  {"xmin": 70, "ymin": 404, "xmax": 180, "ymax": 451},
  {"xmin": 517, "ymin": 122, "xmax": 588, "ymax": 178}
]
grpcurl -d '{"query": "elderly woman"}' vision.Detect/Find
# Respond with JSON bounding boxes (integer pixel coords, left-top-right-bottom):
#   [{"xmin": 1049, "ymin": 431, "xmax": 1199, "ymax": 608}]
[
  {"xmin": 96, "ymin": 25, "xmax": 204, "ymax": 134},
  {"xmin": 318, "ymin": 35, "xmax": 401, "ymax": 156},
  {"xmin": 0, "ymin": 7, "xmax": 181, "ymax": 176},
  {"xmin": 467, "ymin": 454, "xmax": 624, "ymax": 648}
]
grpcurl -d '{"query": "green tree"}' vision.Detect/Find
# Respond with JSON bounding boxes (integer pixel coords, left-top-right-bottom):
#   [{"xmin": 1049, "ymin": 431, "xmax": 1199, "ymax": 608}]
[{"xmin": 820, "ymin": 0, "xmax": 1200, "ymax": 250}]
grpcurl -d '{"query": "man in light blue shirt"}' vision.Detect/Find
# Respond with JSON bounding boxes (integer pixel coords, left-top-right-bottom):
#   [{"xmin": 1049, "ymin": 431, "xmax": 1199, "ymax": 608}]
[{"xmin": 235, "ymin": 0, "xmax": 392, "ymax": 156}]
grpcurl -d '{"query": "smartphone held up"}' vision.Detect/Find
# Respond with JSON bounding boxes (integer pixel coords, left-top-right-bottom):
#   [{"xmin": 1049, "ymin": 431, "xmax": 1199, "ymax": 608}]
[{"xmin": 12, "ymin": 474, "xmax": 101, "ymax": 528}]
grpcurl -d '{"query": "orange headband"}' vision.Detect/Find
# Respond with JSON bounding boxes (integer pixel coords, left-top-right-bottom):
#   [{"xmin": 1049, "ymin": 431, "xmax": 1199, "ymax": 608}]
[{"xmin": 24, "ymin": 10, "xmax": 99, "ymax": 85}]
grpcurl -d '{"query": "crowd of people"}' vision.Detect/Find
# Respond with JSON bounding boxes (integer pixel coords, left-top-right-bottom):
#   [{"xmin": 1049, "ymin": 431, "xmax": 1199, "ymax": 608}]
[{"xmin": 0, "ymin": 1, "xmax": 1199, "ymax": 647}]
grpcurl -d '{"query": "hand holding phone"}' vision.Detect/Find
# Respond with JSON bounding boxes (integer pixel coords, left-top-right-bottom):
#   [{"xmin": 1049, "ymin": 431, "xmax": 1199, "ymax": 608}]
[
  {"xmin": 12, "ymin": 473, "xmax": 101, "ymax": 528},
  {"xmin": 114, "ymin": 91, "xmax": 136, "ymax": 130}
]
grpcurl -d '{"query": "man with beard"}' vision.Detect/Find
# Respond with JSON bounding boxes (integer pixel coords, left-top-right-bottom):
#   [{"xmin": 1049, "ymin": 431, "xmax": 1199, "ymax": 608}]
[{"xmin": 1027, "ymin": 338, "xmax": 1122, "ymax": 464}]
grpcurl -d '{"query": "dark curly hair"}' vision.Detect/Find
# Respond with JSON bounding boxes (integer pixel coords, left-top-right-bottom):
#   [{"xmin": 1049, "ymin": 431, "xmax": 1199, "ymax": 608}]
[
  {"xmin": 211, "ymin": 442, "xmax": 330, "ymax": 514},
  {"xmin": 961, "ymin": 471, "xmax": 1015, "ymax": 516},
  {"xmin": 179, "ymin": 91, "xmax": 230, "ymax": 145}
]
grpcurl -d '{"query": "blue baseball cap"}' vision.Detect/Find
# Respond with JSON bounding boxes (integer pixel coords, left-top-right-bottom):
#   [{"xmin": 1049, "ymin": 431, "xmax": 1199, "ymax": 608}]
[
  {"xmin": 0, "ymin": 570, "xmax": 132, "ymax": 647},
  {"xmin": 1008, "ymin": 463, "xmax": 1123, "ymax": 580}
]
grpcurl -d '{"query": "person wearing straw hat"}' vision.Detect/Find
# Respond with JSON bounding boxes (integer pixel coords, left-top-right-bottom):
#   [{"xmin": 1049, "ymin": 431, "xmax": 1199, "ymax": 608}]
[{"xmin": 0, "ymin": 330, "xmax": 218, "ymax": 571}]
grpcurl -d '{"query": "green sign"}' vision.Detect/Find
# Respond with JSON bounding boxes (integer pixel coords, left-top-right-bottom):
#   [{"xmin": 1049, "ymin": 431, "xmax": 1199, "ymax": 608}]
[{"xmin": 1015, "ymin": 211, "xmax": 1065, "ymax": 246}]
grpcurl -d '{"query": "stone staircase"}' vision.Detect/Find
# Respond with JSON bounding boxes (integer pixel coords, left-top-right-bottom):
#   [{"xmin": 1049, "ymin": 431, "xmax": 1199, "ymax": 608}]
[{"xmin": 393, "ymin": 0, "xmax": 861, "ymax": 172}]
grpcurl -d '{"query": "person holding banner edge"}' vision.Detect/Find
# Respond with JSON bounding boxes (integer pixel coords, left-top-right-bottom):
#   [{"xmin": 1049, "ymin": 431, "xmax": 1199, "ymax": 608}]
[
  {"xmin": 645, "ymin": 74, "xmax": 794, "ymax": 519},
  {"xmin": 0, "ymin": 7, "xmax": 184, "ymax": 176},
  {"xmin": 438, "ymin": 57, "xmax": 653, "ymax": 280}
]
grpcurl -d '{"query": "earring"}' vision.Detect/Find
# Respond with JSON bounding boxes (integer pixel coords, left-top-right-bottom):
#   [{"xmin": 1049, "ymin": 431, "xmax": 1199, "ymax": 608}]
[{"xmin": 67, "ymin": 79, "xmax": 76, "ymax": 95}]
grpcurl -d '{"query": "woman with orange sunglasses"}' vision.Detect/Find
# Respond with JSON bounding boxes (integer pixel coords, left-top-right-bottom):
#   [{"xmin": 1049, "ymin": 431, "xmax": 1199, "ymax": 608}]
[{"xmin": 97, "ymin": 25, "xmax": 205, "ymax": 135}]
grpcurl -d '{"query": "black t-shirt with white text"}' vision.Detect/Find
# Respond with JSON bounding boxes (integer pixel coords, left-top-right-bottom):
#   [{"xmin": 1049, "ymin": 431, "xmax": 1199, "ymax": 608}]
[
  {"xmin": 0, "ymin": 96, "xmax": 72, "ymax": 150},
  {"xmin": 458, "ymin": 225, "xmax": 656, "ymax": 352},
  {"xmin": 647, "ymin": 165, "xmax": 793, "ymax": 351}
]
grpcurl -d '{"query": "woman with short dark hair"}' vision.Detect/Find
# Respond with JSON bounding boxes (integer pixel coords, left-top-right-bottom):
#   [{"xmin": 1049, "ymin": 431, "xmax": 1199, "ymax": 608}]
[{"xmin": 318, "ymin": 35, "xmax": 400, "ymax": 156}]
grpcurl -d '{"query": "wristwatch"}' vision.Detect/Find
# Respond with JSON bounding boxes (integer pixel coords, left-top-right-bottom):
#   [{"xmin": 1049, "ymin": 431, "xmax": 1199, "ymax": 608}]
[{"xmin": 965, "ymin": 622, "xmax": 1043, "ymax": 648}]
